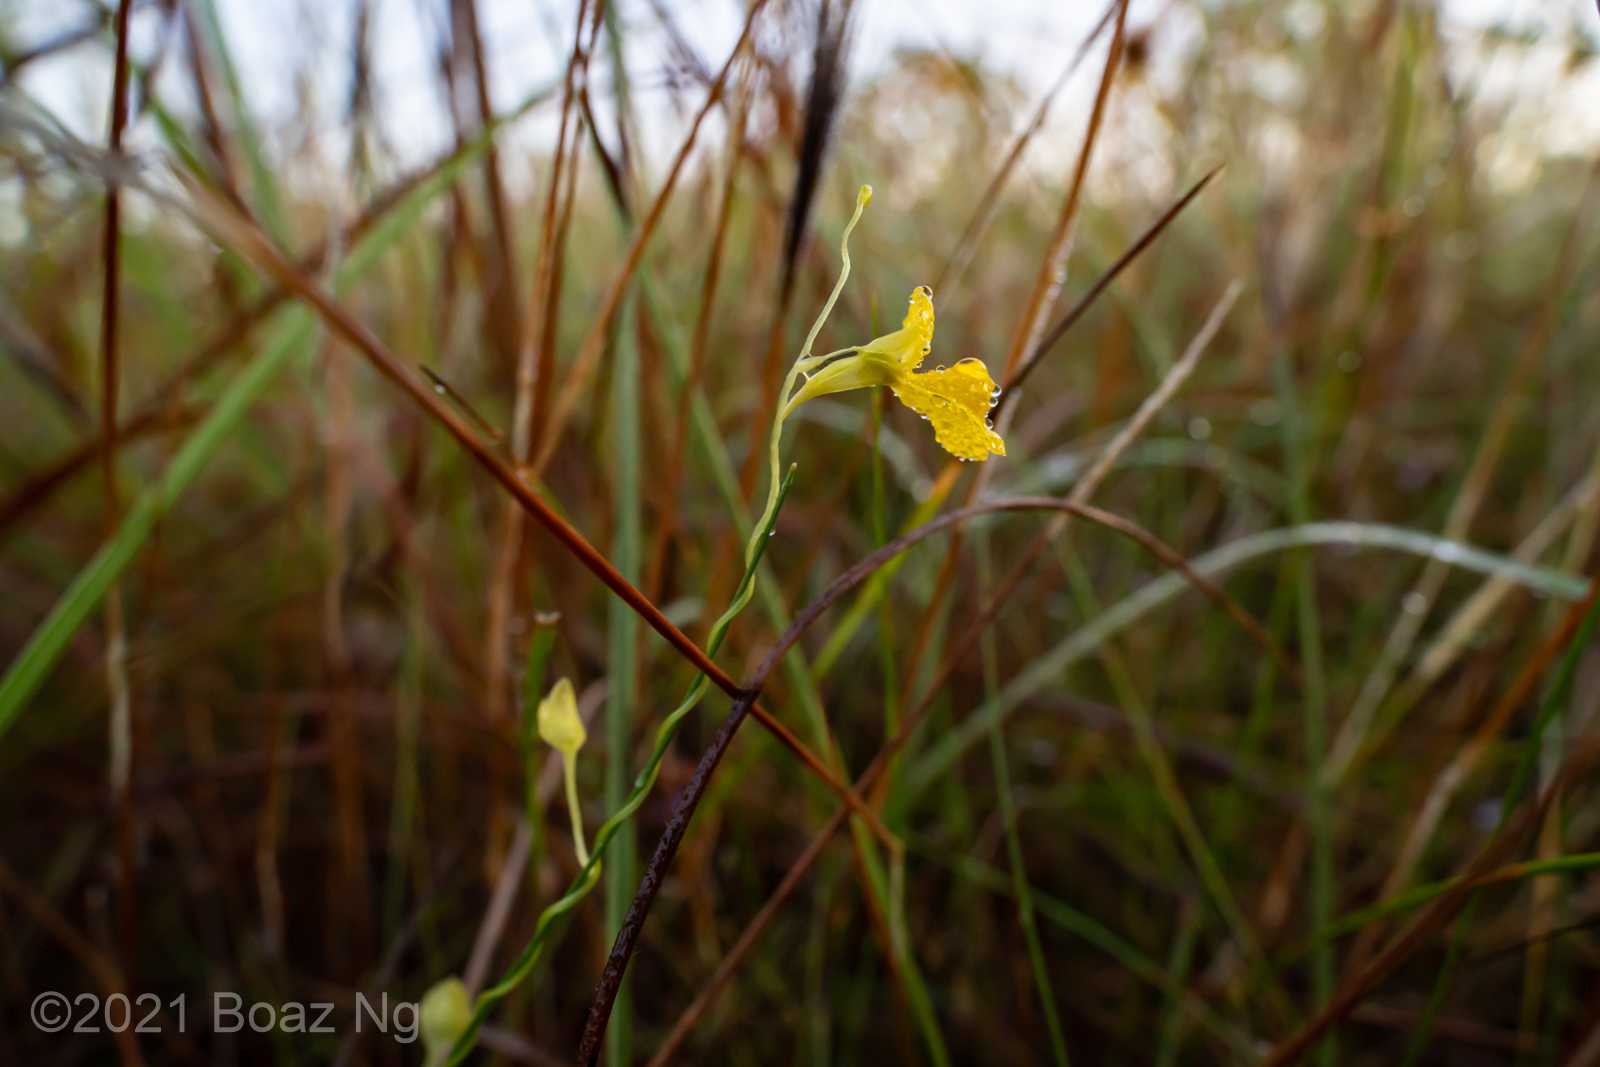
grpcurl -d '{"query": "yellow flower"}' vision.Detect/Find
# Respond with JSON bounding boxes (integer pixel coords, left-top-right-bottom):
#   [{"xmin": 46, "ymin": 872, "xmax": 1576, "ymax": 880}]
[
  {"xmin": 536, "ymin": 677, "xmax": 585, "ymax": 755},
  {"xmin": 784, "ymin": 287, "xmax": 1006, "ymax": 462}
]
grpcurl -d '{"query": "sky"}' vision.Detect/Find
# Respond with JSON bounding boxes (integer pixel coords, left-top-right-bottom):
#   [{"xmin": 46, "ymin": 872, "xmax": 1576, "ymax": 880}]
[{"xmin": 6, "ymin": 0, "xmax": 1600, "ymax": 188}]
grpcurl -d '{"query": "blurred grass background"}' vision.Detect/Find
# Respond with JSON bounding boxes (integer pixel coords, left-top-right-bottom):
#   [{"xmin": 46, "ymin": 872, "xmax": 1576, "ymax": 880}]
[{"xmin": 4, "ymin": 0, "xmax": 1600, "ymax": 1063}]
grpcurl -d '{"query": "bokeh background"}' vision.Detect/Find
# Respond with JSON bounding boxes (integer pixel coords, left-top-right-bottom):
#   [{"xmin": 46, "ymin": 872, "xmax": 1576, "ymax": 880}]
[{"xmin": 4, "ymin": 0, "xmax": 1600, "ymax": 1063}]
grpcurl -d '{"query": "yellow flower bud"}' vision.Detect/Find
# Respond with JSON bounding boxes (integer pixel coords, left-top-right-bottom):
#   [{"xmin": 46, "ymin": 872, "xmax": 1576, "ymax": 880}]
[
  {"xmin": 537, "ymin": 677, "xmax": 586, "ymax": 755},
  {"xmin": 420, "ymin": 977, "xmax": 472, "ymax": 1067}
]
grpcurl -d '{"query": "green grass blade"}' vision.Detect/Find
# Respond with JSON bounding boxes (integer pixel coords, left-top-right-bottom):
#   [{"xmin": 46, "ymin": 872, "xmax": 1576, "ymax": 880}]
[{"xmin": 605, "ymin": 289, "xmax": 642, "ymax": 1067}]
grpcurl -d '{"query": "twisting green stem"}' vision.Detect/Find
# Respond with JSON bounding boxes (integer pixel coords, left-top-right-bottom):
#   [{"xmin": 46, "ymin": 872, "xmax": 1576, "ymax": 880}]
[
  {"xmin": 446, "ymin": 469, "xmax": 797, "ymax": 1066},
  {"xmin": 748, "ymin": 185, "xmax": 871, "ymax": 569}
]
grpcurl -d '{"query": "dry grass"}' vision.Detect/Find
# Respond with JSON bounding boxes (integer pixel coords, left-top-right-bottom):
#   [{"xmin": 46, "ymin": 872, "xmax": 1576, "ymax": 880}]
[{"xmin": 3, "ymin": 1, "xmax": 1600, "ymax": 1064}]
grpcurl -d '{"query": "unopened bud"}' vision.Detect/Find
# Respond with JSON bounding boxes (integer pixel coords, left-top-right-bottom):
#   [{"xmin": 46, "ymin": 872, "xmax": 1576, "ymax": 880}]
[
  {"xmin": 420, "ymin": 977, "xmax": 472, "ymax": 1066},
  {"xmin": 536, "ymin": 677, "xmax": 585, "ymax": 755}
]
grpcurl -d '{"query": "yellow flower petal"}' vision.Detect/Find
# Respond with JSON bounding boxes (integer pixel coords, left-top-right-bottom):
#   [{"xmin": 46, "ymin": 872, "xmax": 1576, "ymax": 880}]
[
  {"xmin": 860, "ymin": 286, "xmax": 935, "ymax": 370},
  {"xmin": 890, "ymin": 358, "xmax": 1007, "ymax": 462}
]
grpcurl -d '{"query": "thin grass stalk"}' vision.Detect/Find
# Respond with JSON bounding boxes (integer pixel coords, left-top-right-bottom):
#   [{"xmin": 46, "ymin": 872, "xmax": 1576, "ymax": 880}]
[
  {"xmin": 869, "ymin": 384, "xmax": 901, "ymax": 791},
  {"xmin": 1272, "ymin": 345, "xmax": 1334, "ymax": 1056},
  {"xmin": 850, "ymin": 817, "xmax": 952, "ymax": 1067},
  {"xmin": 487, "ymin": 0, "xmax": 597, "ymax": 743},
  {"xmin": 977, "ymin": 530, "xmax": 1070, "ymax": 1066},
  {"xmin": 603, "ymin": 289, "xmax": 642, "ymax": 1067},
  {"xmin": 1397, "ymin": 894, "xmax": 1479, "ymax": 1067},
  {"xmin": 1281, "ymin": 850, "xmax": 1600, "ymax": 959},
  {"xmin": 187, "ymin": 0, "xmax": 287, "ymax": 240},
  {"xmin": 454, "ymin": 0, "xmax": 521, "ymax": 370},
  {"xmin": 179, "ymin": 0, "xmax": 242, "ymax": 203},
  {"xmin": 97, "ymin": 0, "xmax": 137, "ymax": 975},
  {"xmin": 1156, "ymin": 896, "xmax": 1202, "ymax": 1067},
  {"xmin": 255, "ymin": 490, "xmax": 305, "ymax": 963},
  {"xmin": 521, "ymin": 0, "xmax": 598, "ymax": 451},
  {"xmin": 522, "ymin": 618, "xmax": 560, "ymax": 893}
]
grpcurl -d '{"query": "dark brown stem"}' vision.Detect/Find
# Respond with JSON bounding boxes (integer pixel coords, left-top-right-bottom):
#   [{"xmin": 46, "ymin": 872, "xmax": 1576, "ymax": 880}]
[
  {"xmin": 101, "ymin": 0, "xmax": 133, "ymax": 532},
  {"xmin": 574, "ymin": 689, "xmax": 760, "ymax": 1065},
  {"xmin": 995, "ymin": 163, "xmax": 1224, "ymax": 414}
]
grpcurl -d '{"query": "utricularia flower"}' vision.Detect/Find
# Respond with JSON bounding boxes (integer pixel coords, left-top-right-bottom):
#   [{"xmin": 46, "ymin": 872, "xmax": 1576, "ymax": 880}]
[
  {"xmin": 784, "ymin": 284, "xmax": 1006, "ymax": 463},
  {"xmin": 746, "ymin": 186, "xmax": 1005, "ymax": 577},
  {"xmin": 537, "ymin": 678, "xmax": 589, "ymax": 865}
]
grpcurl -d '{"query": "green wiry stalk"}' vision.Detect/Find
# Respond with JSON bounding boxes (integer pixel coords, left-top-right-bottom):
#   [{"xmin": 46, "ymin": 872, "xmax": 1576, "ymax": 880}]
[
  {"xmin": 605, "ymin": 290, "xmax": 641, "ymax": 1067},
  {"xmin": 1273, "ymin": 348, "xmax": 1333, "ymax": 1062},
  {"xmin": 1156, "ymin": 897, "xmax": 1201, "ymax": 1067},
  {"xmin": 977, "ymin": 528, "xmax": 1070, "ymax": 1066}
]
